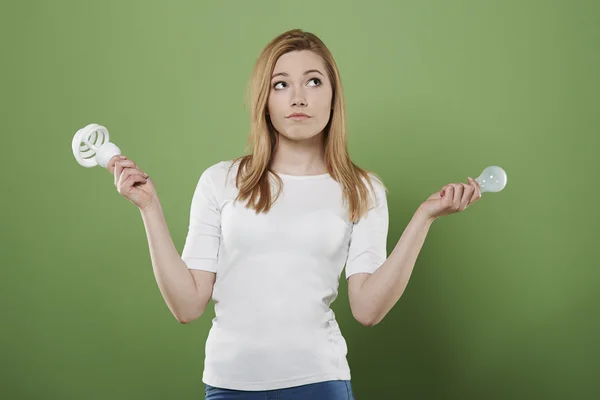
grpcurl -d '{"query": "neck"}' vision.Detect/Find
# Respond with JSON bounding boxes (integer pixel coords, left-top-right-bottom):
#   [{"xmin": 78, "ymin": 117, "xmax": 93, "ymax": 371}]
[{"xmin": 270, "ymin": 131, "xmax": 327, "ymax": 176}]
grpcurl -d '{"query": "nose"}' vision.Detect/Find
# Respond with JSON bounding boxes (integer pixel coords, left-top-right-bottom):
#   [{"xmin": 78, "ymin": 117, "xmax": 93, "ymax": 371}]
[
  {"xmin": 291, "ymin": 98, "xmax": 307, "ymax": 107},
  {"xmin": 291, "ymin": 88, "xmax": 307, "ymax": 107}
]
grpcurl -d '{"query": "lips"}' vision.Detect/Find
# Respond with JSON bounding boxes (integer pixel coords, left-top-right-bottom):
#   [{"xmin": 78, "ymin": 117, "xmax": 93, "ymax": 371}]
[{"xmin": 287, "ymin": 113, "xmax": 310, "ymax": 118}]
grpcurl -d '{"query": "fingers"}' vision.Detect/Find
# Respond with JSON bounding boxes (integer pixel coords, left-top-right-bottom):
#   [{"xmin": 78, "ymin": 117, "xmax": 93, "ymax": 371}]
[
  {"xmin": 451, "ymin": 180, "xmax": 483, "ymax": 211},
  {"xmin": 459, "ymin": 184, "xmax": 474, "ymax": 211},
  {"xmin": 117, "ymin": 166, "xmax": 148, "ymax": 189},
  {"xmin": 114, "ymin": 158, "xmax": 135, "ymax": 187},
  {"xmin": 441, "ymin": 182, "xmax": 477, "ymax": 213},
  {"xmin": 113, "ymin": 156, "xmax": 149, "ymax": 188},
  {"xmin": 453, "ymin": 183, "xmax": 463, "ymax": 206},
  {"xmin": 112, "ymin": 155, "xmax": 128, "ymax": 182},
  {"xmin": 467, "ymin": 177, "xmax": 482, "ymax": 203},
  {"xmin": 441, "ymin": 184, "xmax": 462, "ymax": 210},
  {"xmin": 436, "ymin": 175, "xmax": 484, "ymax": 216},
  {"xmin": 106, "ymin": 155, "xmax": 121, "ymax": 174},
  {"xmin": 117, "ymin": 173, "xmax": 148, "ymax": 195},
  {"xmin": 440, "ymin": 183, "xmax": 452, "ymax": 198},
  {"xmin": 442, "ymin": 185, "xmax": 454, "ymax": 208}
]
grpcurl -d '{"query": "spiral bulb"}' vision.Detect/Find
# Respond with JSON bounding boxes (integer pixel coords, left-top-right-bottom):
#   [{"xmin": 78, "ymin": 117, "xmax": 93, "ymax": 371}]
[{"xmin": 72, "ymin": 124, "xmax": 121, "ymax": 168}]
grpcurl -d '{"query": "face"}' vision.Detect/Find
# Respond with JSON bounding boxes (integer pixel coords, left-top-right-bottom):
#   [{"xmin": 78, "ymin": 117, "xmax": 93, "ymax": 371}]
[{"xmin": 267, "ymin": 50, "xmax": 333, "ymax": 142}]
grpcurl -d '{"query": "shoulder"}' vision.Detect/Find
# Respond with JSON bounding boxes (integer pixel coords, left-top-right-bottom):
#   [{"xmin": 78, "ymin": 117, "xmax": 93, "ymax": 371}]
[
  {"xmin": 362, "ymin": 172, "xmax": 388, "ymax": 209},
  {"xmin": 198, "ymin": 159, "xmax": 239, "ymax": 185},
  {"xmin": 366, "ymin": 172, "xmax": 385, "ymax": 188},
  {"xmin": 194, "ymin": 159, "xmax": 243, "ymax": 205},
  {"xmin": 354, "ymin": 171, "xmax": 387, "ymax": 211}
]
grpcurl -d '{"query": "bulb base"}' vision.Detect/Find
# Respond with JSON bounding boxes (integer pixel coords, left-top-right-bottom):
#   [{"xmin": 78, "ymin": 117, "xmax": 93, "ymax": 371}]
[{"xmin": 95, "ymin": 142, "xmax": 121, "ymax": 168}]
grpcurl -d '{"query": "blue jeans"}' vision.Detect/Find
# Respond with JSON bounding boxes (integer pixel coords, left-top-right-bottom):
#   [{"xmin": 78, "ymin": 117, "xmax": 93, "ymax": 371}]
[{"xmin": 204, "ymin": 380, "xmax": 355, "ymax": 399}]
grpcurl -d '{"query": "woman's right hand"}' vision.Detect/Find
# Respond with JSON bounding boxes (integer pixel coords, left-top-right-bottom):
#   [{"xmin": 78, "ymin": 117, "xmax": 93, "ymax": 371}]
[{"xmin": 107, "ymin": 155, "xmax": 158, "ymax": 211}]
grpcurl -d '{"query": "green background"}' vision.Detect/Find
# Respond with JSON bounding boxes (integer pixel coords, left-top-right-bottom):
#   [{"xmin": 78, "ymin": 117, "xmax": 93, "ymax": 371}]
[{"xmin": 2, "ymin": 0, "xmax": 598, "ymax": 398}]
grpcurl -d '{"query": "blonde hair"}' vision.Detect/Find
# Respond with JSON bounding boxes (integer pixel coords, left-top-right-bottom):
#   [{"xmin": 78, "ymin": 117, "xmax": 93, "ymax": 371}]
[{"xmin": 228, "ymin": 28, "xmax": 387, "ymax": 223}]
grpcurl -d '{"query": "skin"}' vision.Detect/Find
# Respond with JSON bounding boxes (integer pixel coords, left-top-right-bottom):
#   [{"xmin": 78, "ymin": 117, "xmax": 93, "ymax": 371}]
[{"xmin": 267, "ymin": 50, "xmax": 333, "ymax": 176}]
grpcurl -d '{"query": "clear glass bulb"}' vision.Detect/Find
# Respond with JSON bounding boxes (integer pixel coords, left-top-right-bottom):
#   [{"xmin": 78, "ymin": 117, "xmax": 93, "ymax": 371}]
[
  {"xmin": 72, "ymin": 123, "xmax": 121, "ymax": 168},
  {"xmin": 474, "ymin": 166, "xmax": 507, "ymax": 193}
]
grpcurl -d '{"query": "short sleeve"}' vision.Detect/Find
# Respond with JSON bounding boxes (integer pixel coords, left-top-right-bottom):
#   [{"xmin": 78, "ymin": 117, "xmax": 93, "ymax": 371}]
[
  {"xmin": 181, "ymin": 163, "xmax": 223, "ymax": 272},
  {"xmin": 345, "ymin": 177, "xmax": 389, "ymax": 280}
]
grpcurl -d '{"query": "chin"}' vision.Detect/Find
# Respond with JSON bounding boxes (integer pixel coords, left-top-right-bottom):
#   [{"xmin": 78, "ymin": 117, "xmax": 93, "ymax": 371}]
[
  {"xmin": 283, "ymin": 132, "xmax": 321, "ymax": 142},
  {"xmin": 279, "ymin": 127, "xmax": 325, "ymax": 141}
]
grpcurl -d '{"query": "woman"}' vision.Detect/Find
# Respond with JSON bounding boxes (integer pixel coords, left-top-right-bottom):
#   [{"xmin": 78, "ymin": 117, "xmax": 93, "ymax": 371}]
[{"xmin": 108, "ymin": 29, "xmax": 481, "ymax": 400}]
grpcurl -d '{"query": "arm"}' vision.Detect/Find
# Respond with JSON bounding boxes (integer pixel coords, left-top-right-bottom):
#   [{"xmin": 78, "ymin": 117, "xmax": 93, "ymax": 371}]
[
  {"xmin": 348, "ymin": 178, "xmax": 482, "ymax": 326},
  {"xmin": 348, "ymin": 209, "xmax": 433, "ymax": 326},
  {"xmin": 140, "ymin": 201, "xmax": 214, "ymax": 324}
]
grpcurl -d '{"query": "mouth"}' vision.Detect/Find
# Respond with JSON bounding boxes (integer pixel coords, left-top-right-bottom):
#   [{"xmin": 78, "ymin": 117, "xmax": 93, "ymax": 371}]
[{"xmin": 286, "ymin": 113, "xmax": 311, "ymax": 120}]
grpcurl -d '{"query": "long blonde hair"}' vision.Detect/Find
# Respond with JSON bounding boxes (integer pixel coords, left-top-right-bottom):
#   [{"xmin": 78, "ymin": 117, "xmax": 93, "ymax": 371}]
[{"xmin": 228, "ymin": 29, "xmax": 387, "ymax": 223}]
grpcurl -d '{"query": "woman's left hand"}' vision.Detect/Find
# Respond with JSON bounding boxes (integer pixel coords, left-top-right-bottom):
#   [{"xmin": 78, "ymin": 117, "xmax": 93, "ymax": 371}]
[{"xmin": 418, "ymin": 177, "xmax": 482, "ymax": 221}]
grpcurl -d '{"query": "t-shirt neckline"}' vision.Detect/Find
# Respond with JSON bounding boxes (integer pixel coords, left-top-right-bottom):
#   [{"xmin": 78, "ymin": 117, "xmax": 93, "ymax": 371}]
[{"xmin": 270, "ymin": 171, "xmax": 332, "ymax": 180}]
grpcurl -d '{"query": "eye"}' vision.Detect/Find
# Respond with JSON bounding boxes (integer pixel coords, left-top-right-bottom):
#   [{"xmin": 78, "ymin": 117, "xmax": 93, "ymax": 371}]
[{"xmin": 273, "ymin": 78, "xmax": 321, "ymax": 90}]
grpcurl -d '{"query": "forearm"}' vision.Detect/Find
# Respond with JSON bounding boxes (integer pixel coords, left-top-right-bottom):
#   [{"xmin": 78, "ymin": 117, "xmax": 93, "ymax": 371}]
[
  {"xmin": 359, "ymin": 209, "xmax": 435, "ymax": 325},
  {"xmin": 140, "ymin": 201, "xmax": 201, "ymax": 322}
]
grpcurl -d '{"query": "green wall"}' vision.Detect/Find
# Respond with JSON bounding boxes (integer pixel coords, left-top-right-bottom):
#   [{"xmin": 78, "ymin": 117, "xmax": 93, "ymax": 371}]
[{"xmin": 2, "ymin": 0, "xmax": 598, "ymax": 398}]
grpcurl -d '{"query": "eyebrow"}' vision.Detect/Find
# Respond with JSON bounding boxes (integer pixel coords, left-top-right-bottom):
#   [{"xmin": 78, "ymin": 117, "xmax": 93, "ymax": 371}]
[{"xmin": 271, "ymin": 69, "xmax": 324, "ymax": 79}]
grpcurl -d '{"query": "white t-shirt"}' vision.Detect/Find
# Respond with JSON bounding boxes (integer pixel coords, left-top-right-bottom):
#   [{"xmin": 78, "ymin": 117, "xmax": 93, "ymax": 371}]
[{"xmin": 181, "ymin": 159, "xmax": 389, "ymax": 391}]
